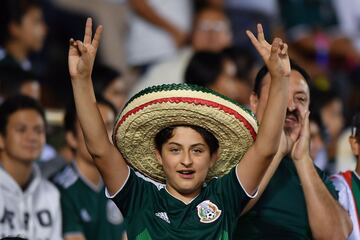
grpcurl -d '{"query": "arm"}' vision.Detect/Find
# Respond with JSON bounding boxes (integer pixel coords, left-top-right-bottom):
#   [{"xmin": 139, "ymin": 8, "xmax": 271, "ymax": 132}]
[
  {"xmin": 236, "ymin": 24, "xmax": 290, "ymax": 194},
  {"xmin": 240, "ymin": 150, "xmax": 283, "ymax": 214},
  {"xmin": 129, "ymin": 0, "xmax": 188, "ymax": 48},
  {"xmin": 68, "ymin": 18, "xmax": 129, "ymax": 195},
  {"xmin": 292, "ymin": 112, "xmax": 352, "ymax": 239},
  {"xmin": 241, "ymin": 126, "xmax": 302, "ymax": 214}
]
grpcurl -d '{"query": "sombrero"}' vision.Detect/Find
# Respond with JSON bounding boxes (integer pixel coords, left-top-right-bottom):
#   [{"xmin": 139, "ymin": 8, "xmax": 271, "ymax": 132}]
[{"xmin": 113, "ymin": 84, "xmax": 258, "ymax": 183}]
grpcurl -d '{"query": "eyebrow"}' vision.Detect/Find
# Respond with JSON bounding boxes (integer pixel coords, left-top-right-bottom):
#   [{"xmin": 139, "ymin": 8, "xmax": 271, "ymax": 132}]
[{"xmin": 167, "ymin": 142, "xmax": 206, "ymax": 147}]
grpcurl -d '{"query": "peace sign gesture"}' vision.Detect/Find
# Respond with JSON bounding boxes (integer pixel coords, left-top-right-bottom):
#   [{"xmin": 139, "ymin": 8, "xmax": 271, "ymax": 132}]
[
  {"xmin": 68, "ymin": 18, "xmax": 103, "ymax": 81},
  {"xmin": 246, "ymin": 24, "xmax": 290, "ymax": 79}
]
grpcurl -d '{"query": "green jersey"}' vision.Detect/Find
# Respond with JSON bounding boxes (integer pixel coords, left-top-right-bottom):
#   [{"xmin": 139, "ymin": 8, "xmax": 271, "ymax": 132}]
[
  {"xmin": 236, "ymin": 157, "xmax": 338, "ymax": 239},
  {"xmin": 109, "ymin": 167, "xmax": 252, "ymax": 240},
  {"xmin": 54, "ymin": 163, "xmax": 125, "ymax": 240}
]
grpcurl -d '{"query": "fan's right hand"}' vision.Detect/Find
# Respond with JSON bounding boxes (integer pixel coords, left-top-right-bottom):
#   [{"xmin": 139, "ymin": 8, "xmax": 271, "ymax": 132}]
[{"xmin": 68, "ymin": 17, "xmax": 103, "ymax": 81}]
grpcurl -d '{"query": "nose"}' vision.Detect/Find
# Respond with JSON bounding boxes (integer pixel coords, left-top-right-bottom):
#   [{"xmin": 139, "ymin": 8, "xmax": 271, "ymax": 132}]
[
  {"xmin": 288, "ymin": 98, "xmax": 296, "ymax": 112},
  {"xmin": 181, "ymin": 152, "xmax": 193, "ymax": 167},
  {"xmin": 26, "ymin": 129, "xmax": 41, "ymax": 143}
]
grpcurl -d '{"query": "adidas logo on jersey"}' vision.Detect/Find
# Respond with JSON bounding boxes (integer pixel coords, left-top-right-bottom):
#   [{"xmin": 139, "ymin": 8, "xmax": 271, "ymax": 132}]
[{"xmin": 155, "ymin": 212, "xmax": 170, "ymax": 224}]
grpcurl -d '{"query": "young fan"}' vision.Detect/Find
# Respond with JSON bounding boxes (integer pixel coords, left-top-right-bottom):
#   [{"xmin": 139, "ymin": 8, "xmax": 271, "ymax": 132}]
[{"xmin": 67, "ymin": 18, "xmax": 290, "ymax": 239}]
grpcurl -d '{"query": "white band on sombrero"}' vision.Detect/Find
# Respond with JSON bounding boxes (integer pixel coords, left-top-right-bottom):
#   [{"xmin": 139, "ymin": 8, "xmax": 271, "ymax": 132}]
[{"xmin": 113, "ymin": 84, "xmax": 258, "ymax": 183}]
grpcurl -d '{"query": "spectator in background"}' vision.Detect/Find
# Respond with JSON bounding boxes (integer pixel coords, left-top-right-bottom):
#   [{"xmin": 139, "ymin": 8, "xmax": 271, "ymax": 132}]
[
  {"xmin": 93, "ymin": 64, "xmax": 129, "ymax": 112},
  {"xmin": 130, "ymin": 6, "xmax": 232, "ymax": 95},
  {"xmin": 309, "ymin": 115, "xmax": 329, "ymax": 171},
  {"xmin": 277, "ymin": 0, "xmax": 359, "ymax": 102},
  {"xmin": 311, "ymin": 89, "xmax": 345, "ymax": 174},
  {"xmin": 331, "ymin": 112, "xmax": 360, "ymax": 239},
  {"xmin": 127, "ymin": 0, "xmax": 193, "ymax": 74},
  {"xmin": 236, "ymin": 61, "xmax": 351, "ymax": 239},
  {"xmin": 0, "ymin": 0, "xmax": 47, "ymax": 71},
  {"xmin": 51, "ymin": 0, "xmax": 129, "ymax": 73},
  {"xmin": 0, "ymin": 66, "xmax": 41, "ymax": 103},
  {"xmin": 0, "ymin": 95, "xmax": 62, "ymax": 239},
  {"xmin": 184, "ymin": 47, "xmax": 256, "ymax": 106},
  {"xmin": 0, "ymin": 65, "xmax": 59, "ymax": 164},
  {"xmin": 222, "ymin": 47, "xmax": 257, "ymax": 105},
  {"xmin": 53, "ymin": 96, "xmax": 126, "ymax": 240}
]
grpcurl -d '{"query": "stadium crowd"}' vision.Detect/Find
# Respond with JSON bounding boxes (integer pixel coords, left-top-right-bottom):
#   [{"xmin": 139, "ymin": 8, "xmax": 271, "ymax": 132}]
[{"xmin": 0, "ymin": 0, "xmax": 360, "ymax": 239}]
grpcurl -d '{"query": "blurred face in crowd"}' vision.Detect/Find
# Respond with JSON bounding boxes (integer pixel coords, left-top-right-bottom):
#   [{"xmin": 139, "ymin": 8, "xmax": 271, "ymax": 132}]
[
  {"xmin": 103, "ymin": 77, "xmax": 128, "ymax": 112},
  {"xmin": 250, "ymin": 70, "xmax": 310, "ymax": 135},
  {"xmin": 320, "ymin": 98, "xmax": 344, "ymax": 139},
  {"xmin": 156, "ymin": 127, "xmax": 217, "ymax": 200},
  {"xmin": 68, "ymin": 103, "xmax": 115, "ymax": 164},
  {"xmin": 210, "ymin": 59, "xmax": 252, "ymax": 105},
  {"xmin": 20, "ymin": 80, "xmax": 41, "ymax": 101},
  {"xmin": 0, "ymin": 109, "xmax": 46, "ymax": 165},
  {"xmin": 10, "ymin": 6, "xmax": 47, "ymax": 52},
  {"xmin": 349, "ymin": 127, "xmax": 360, "ymax": 160},
  {"xmin": 309, "ymin": 120, "xmax": 325, "ymax": 160},
  {"xmin": 192, "ymin": 9, "xmax": 232, "ymax": 52}
]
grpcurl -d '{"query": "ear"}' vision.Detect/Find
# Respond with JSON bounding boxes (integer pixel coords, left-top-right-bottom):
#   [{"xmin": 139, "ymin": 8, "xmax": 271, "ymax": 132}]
[
  {"xmin": 209, "ymin": 150, "xmax": 219, "ymax": 168},
  {"xmin": 65, "ymin": 131, "xmax": 78, "ymax": 149},
  {"xmin": 155, "ymin": 149, "xmax": 163, "ymax": 166},
  {"xmin": 349, "ymin": 136, "xmax": 359, "ymax": 156},
  {"xmin": 249, "ymin": 92, "xmax": 258, "ymax": 113},
  {"xmin": 9, "ymin": 22, "xmax": 22, "ymax": 39}
]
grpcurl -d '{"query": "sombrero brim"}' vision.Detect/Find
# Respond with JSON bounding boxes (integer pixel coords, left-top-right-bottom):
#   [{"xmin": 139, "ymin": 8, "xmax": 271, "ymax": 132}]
[{"xmin": 113, "ymin": 84, "xmax": 258, "ymax": 183}]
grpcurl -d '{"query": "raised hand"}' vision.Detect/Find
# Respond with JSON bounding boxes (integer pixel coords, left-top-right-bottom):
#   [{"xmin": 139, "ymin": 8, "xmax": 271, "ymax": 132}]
[
  {"xmin": 291, "ymin": 111, "xmax": 311, "ymax": 161},
  {"xmin": 68, "ymin": 18, "xmax": 103, "ymax": 81},
  {"xmin": 246, "ymin": 24, "xmax": 290, "ymax": 79}
]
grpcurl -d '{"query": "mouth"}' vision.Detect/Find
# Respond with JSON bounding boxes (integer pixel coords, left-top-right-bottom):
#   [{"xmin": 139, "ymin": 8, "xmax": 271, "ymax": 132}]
[
  {"xmin": 177, "ymin": 170, "xmax": 195, "ymax": 179},
  {"xmin": 24, "ymin": 145, "xmax": 39, "ymax": 150},
  {"xmin": 285, "ymin": 112, "xmax": 299, "ymax": 124}
]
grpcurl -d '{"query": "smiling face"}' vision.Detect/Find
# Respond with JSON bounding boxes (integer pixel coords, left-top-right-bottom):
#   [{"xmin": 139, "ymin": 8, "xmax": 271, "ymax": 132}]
[
  {"xmin": 156, "ymin": 126, "xmax": 217, "ymax": 201},
  {"xmin": 0, "ymin": 109, "xmax": 45, "ymax": 165},
  {"xmin": 251, "ymin": 70, "xmax": 310, "ymax": 135}
]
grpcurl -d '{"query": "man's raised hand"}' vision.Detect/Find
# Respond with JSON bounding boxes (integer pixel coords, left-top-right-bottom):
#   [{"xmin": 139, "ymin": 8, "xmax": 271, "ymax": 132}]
[{"xmin": 246, "ymin": 24, "xmax": 290, "ymax": 80}]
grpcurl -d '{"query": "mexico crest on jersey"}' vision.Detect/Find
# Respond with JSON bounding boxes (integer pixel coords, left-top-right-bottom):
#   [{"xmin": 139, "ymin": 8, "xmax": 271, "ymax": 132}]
[{"xmin": 197, "ymin": 200, "xmax": 222, "ymax": 223}]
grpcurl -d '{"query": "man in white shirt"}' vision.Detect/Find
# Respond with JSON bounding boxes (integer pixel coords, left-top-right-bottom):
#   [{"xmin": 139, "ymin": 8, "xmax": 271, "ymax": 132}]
[{"xmin": 0, "ymin": 95, "xmax": 62, "ymax": 240}]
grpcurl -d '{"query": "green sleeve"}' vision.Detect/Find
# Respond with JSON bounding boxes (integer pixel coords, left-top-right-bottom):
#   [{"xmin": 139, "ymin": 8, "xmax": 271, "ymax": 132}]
[
  {"xmin": 111, "ymin": 169, "xmax": 159, "ymax": 218},
  {"xmin": 60, "ymin": 188, "xmax": 83, "ymax": 235}
]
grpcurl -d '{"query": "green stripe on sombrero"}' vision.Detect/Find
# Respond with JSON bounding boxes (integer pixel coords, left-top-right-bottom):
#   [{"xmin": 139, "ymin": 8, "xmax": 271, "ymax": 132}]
[{"xmin": 118, "ymin": 83, "xmax": 257, "ymax": 124}]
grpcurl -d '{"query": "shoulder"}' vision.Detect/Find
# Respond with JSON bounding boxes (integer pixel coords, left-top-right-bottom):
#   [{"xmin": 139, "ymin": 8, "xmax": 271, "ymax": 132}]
[
  {"xmin": 133, "ymin": 170, "xmax": 165, "ymax": 190},
  {"xmin": 109, "ymin": 169, "xmax": 165, "ymax": 200},
  {"xmin": 38, "ymin": 178, "xmax": 61, "ymax": 198},
  {"xmin": 330, "ymin": 173, "xmax": 350, "ymax": 191},
  {"xmin": 52, "ymin": 165, "xmax": 79, "ymax": 189}
]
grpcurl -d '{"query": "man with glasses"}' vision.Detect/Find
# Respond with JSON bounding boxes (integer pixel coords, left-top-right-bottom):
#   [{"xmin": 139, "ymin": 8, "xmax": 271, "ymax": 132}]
[{"xmin": 130, "ymin": 6, "xmax": 233, "ymax": 95}]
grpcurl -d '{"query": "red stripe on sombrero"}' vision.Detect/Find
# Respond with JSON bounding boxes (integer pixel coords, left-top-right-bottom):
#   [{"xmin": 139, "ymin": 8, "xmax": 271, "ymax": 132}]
[{"xmin": 115, "ymin": 97, "xmax": 256, "ymax": 145}]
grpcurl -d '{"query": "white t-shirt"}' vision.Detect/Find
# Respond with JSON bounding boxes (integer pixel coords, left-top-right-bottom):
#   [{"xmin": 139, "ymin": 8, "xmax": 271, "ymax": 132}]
[
  {"xmin": 0, "ymin": 165, "xmax": 62, "ymax": 240},
  {"xmin": 126, "ymin": 0, "xmax": 192, "ymax": 66}
]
